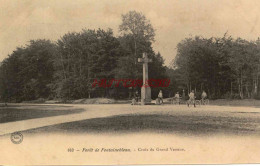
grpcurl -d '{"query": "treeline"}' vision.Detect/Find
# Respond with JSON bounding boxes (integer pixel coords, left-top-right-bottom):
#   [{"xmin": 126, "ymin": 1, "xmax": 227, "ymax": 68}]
[
  {"xmin": 0, "ymin": 11, "xmax": 167, "ymax": 102},
  {"xmin": 2, "ymin": 11, "xmax": 260, "ymax": 102},
  {"xmin": 170, "ymin": 35, "xmax": 260, "ymax": 99}
]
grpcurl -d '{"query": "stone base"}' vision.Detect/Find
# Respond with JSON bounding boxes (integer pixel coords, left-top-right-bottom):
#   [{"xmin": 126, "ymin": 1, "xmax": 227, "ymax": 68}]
[
  {"xmin": 141, "ymin": 86, "xmax": 151, "ymax": 105},
  {"xmin": 140, "ymin": 99, "xmax": 152, "ymax": 105}
]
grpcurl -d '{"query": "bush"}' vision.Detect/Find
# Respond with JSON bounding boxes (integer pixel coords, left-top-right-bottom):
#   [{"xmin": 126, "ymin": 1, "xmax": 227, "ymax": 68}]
[
  {"xmin": 223, "ymin": 92, "xmax": 232, "ymax": 99},
  {"xmin": 231, "ymin": 93, "xmax": 241, "ymax": 99},
  {"xmin": 209, "ymin": 93, "xmax": 217, "ymax": 100},
  {"xmin": 195, "ymin": 91, "xmax": 202, "ymax": 100},
  {"xmin": 253, "ymin": 93, "xmax": 260, "ymax": 100},
  {"xmin": 22, "ymin": 98, "xmax": 46, "ymax": 103}
]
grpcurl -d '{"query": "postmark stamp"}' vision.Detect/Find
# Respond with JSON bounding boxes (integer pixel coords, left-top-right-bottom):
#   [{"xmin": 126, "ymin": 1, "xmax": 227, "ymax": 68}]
[{"xmin": 10, "ymin": 132, "xmax": 23, "ymax": 144}]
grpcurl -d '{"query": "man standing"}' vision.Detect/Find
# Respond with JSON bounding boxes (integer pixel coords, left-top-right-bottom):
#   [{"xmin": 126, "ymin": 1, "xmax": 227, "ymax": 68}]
[
  {"xmin": 135, "ymin": 90, "xmax": 139, "ymax": 102},
  {"xmin": 201, "ymin": 90, "xmax": 207, "ymax": 105},
  {"xmin": 158, "ymin": 90, "xmax": 163, "ymax": 104},
  {"xmin": 188, "ymin": 90, "xmax": 196, "ymax": 107},
  {"xmin": 174, "ymin": 92, "xmax": 180, "ymax": 105},
  {"xmin": 131, "ymin": 90, "xmax": 139, "ymax": 105}
]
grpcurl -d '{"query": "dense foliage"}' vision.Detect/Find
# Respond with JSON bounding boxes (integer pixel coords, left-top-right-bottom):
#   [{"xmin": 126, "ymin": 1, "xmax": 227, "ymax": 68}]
[
  {"xmin": 169, "ymin": 35, "xmax": 260, "ymax": 99},
  {"xmin": 0, "ymin": 40, "xmax": 56, "ymax": 102},
  {"xmin": 1, "ymin": 10, "xmax": 260, "ymax": 102},
  {"xmin": 0, "ymin": 11, "xmax": 167, "ymax": 102}
]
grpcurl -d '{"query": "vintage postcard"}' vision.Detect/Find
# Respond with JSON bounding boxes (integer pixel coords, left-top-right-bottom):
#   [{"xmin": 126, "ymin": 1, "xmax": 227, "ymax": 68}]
[{"xmin": 1, "ymin": 0, "xmax": 260, "ymax": 165}]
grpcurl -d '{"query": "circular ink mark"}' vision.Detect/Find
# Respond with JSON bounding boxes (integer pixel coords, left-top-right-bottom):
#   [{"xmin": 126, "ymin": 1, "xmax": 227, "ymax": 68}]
[{"xmin": 10, "ymin": 132, "xmax": 23, "ymax": 144}]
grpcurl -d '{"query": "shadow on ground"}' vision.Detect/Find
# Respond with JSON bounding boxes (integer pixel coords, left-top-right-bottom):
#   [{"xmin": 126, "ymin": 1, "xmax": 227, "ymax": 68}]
[
  {"xmin": 0, "ymin": 105, "xmax": 84, "ymax": 123},
  {"xmin": 24, "ymin": 114, "xmax": 260, "ymax": 136}
]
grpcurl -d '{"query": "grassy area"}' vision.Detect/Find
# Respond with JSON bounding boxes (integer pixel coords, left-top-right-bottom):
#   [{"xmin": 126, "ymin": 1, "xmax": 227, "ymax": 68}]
[
  {"xmin": 19, "ymin": 97, "xmax": 260, "ymax": 107},
  {"xmin": 165, "ymin": 98, "xmax": 260, "ymax": 107},
  {"xmin": 21, "ymin": 98, "xmax": 131, "ymax": 104},
  {"xmin": 2, "ymin": 99, "xmax": 260, "ymax": 136},
  {"xmin": 25, "ymin": 110, "xmax": 260, "ymax": 136},
  {"xmin": 209, "ymin": 99, "xmax": 260, "ymax": 107},
  {"xmin": 0, "ymin": 104, "xmax": 84, "ymax": 123}
]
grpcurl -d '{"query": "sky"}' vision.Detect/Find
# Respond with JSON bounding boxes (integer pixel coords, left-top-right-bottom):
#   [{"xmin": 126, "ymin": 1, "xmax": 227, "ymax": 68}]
[{"xmin": 1, "ymin": 0, "xmax": 260, "ymax": 65}]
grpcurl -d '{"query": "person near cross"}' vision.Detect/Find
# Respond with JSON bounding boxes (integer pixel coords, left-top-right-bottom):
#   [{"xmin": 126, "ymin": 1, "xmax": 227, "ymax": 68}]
[
  {"xmin": 188, "ymin": 90, "xmax": 196, "ymax": 107},
  {"xmin": 134, "ymin": 90, "xmax": 139, "ymax": 102},
  {"xmin": 174, "ymin": 92, "xmax": 180, "ymax": 105},
  {"xmin": 158, "ymin": 90, "xmax": 163, "ymax": 104},
  {"xmin": 201, "ymin": 90, "xmax": 207, "ymax": 105}
]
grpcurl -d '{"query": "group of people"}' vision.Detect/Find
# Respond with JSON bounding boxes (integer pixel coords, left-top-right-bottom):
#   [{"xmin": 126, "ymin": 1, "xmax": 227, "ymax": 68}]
[
  {"xmin": 133, "ymin": 90, "xmax": 164, "ymax": 104},
  {"xmin": 132, "ymin": 89, "xmax": 207, "ymax": 107},
  {"xmin": 187, "ymin": 90, "xmax": 207, "ymax": 107},
  {"xmin": 157, "ymin": 89, "xmax": 208, "ymax": 106},
  {"xmin": 174, "ymin": 90, "xmax": 207, "ymax": 107}
]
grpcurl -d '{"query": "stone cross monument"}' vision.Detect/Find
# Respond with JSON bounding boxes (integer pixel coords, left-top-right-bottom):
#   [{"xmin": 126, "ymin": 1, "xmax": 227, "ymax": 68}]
[{"xmin": 138, "ymin": 53, "xmax": 152, "ymax": 105}]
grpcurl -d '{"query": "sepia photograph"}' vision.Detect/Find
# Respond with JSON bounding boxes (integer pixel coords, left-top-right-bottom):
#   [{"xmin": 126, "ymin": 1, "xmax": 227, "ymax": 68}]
[{"xmin": 1, "ymin": 0, "xmax": 260, "ymax": 165}]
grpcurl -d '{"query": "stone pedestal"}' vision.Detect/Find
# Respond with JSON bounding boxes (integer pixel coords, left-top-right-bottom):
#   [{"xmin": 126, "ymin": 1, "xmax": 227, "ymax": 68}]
[{"xmin": 141, "ymin": 86, "xmax": 151, "ymax": 105}]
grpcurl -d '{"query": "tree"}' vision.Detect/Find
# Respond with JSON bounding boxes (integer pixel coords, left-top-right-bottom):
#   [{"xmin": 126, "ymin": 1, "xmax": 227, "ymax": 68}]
[
  {"xmin": 172, "ymin": 35, "xmax": 260, "ymax": 99},
  {"xmin": 54, "ymin": 28, "xmax": 122, "ymax": 100},
  {"xmin": 119, "ymin": 11, "xmax": 155, "ymax": 58},
  {"xmin": 0, "ymin": 40, "xmax": 56, "ymax": 102},
  {"xmin": 55, "ymin": 30, "xmax": 98, "ymax": 99},
  {"xmin": 117, "ymin": 11, "xmax": 170, "ymax": 99}
]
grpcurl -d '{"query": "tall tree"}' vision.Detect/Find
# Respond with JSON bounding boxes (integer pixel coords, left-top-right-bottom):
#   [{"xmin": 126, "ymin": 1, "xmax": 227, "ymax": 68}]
[
  {"xmin": 54, "ymin": 29, "xmax": 121, "ymax": 99},
  {"xmin": 119, "ymin": 10, "xmax": 155, "ymax": 59},
  {"xmin": 0, "ymin": 40, "xmax": 56, "ymax": 102},
  {"xmin": 118, "ymin": 11, "xmax": 168, "ymax": 99}
]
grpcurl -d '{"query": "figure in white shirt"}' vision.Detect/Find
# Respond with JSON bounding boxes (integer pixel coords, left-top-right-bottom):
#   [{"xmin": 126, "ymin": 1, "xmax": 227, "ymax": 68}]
[
  {"xmin": 188, "ymin": 90, "xmax": 196, "ymax": 107},
  {"xmin": 174, "ymin": 92, "xmax": 180, "ymax": 105},
  {"xmin": 158, "ymin": 90, "xmax": 163, "ymax": 104},
  {"xmin": 201, "ymin": 90, "xmax": 207, "ymax": 105}
]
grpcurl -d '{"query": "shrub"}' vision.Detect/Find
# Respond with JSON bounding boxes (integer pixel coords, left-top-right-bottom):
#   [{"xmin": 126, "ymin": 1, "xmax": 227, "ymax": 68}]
[{"xmin": 253, "ymin": 93, "xmax": 260, "ymax": 100}]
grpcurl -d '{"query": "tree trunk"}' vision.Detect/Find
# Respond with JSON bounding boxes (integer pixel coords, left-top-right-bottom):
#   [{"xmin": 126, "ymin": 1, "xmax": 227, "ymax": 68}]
[
  {"xmin": 256, "ymin": 65, "xmax": 259, "ymax": 96},
  {"xmin": 79, "ymin": 51, "xmax": 82, "ymax": 76},
  {"xmin": 134, "ymin": 36, "xmax": 138, "ymax": 79},
  {"xmin": 87, "ymin": 53, "xmax": 91, "ymax": 99},
  {"xmin": 134, "ymin": 39, "xmax": 137, "ymax": 59},
  {"xmin": 245, "ymin": 82, "xmax": 250, "ymax": 98},
  {"xmin": 240, "ymin": 70, "xmax": 243, "ymax": 99},
  {"xmin": 257, "ymin": 73, "xmax": 259, "ymax": 96},
  {"xmin": 238, "ymin": 78, "xmax": 241, "ymax": 98},
  {"xmin": 217, "ymin": 80, "xmax": 220, "ymax": 98},
  {"xmin": 187, "ymin": 83, "xmax": 189, "ymax": 94},
  {"xmin": 189, "ymin": 83, "xmax": 191, "ymax": 93},
  {"xmin": 213, "ymin": 66, "xmax": 216, "ymax": 95},
  {"xmin": 207, "ymin": 87, "xmax": 210, "ymax": 99},
  {"xmin": 253, "ymin": 78, "xmax": 257, "ymax": 96},
  {"xmin": 231, "ymin": 81, "xmax": 233, "ymax": 98},
  {"xmin": 59, "ymin": 53, "xmax": 66, "ymax": 80}
]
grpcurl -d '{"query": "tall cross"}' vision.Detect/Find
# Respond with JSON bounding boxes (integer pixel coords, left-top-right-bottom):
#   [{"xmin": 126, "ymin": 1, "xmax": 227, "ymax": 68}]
[{"xmin": 138, "ymin": 53, "xmax": 152, "ymax": 105}]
